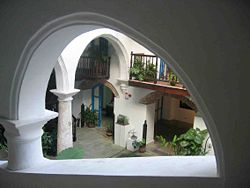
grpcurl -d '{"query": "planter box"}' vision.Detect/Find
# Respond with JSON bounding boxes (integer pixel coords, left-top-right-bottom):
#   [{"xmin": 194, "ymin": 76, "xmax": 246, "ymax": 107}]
[{"xmin": 114, "ymin": 123, "xmax": 131, "ymax": 148}]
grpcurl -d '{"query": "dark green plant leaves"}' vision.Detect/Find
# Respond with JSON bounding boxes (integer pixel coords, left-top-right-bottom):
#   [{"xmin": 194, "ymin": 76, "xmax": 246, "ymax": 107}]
[{"xmin": 157, "ymin": 128, "xmax": 208, "ymax": 156}]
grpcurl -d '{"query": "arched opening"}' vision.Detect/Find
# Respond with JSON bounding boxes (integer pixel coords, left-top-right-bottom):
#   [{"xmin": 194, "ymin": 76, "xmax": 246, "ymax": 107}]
[
  {"xmin": 6, "ymin": 13, "xmax": 222, "ymax": 176},
  {"xmin": 65, "ymin": 35, "xmax": 125, "ymax": 158}
]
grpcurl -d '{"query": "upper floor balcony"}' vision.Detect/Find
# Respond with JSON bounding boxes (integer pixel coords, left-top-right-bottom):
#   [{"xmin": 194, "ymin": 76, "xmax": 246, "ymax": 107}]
[
  {"xmin": 129, "ymin": 52, "xmax": 189, "ymax": 97},
  {"xmin": 75, "ymin": 56, "xmax": 111, "ymax": 81}
]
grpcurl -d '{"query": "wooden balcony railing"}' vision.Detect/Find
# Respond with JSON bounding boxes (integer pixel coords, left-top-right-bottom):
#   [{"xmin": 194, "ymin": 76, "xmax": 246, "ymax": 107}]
[
  {"xmin": 129, "ymin": 52, "xmax": 188, "ymax": 96},
  {"xmin": 129, "ymin": 52, "xmax": 180, "ymax": 85},
  {"xmin": 76, "ymin": 56, "xmax": 110, "ymax": 80}
]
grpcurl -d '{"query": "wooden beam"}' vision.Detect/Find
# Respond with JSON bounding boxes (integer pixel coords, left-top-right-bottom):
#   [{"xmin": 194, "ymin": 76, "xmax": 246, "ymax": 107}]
[{"xmin": 129, "ymin": 80, "xmax": 189, "ymax": 97}]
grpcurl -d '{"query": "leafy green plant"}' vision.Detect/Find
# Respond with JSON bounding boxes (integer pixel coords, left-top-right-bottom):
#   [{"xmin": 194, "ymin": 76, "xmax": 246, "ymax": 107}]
[
  {"xmin": 157, "ymin": 128, "xmax": 208, "ymax": 156},
  {"xmin": 155, "ymin": 135, "xmax": 168, "ymax": 147},
  {"xmin": 116, "ymin": 114, "xmax": 129, "ymax": 125},
  {"xmin": 168, "ymin": 69, "xmax": 178, "ymax": 86},
  {"xmin": 42, "ymin": 129, "xmax": 57, "ymax": 156},
  {"xmin": 56, "ymin": 147, "xmax": 84, "ymax": 160},
  {"xmin": 132, "ymin": 139, "xmax": 146, "ymax": 149},
  {"xmin": 144, "ymin": 63, "xmax": 156, "ymax": 81},
  {"xmin": 0, "ymin": 143, "xmax": 7, "ymax": 152},
  {"xmin": 106, "ymin": 123, "xmax": 113, "ymax": 133},
  {"xmin": 129, "ymin": 59, "xmax": 145, "ymax": 81},
  {"xmin": 82, "ymin": 107, "xmax": 98, "ymax": 127},
  {"xmin": 0, "ymin": 124, "xmax": 7, "ymax": 152}
]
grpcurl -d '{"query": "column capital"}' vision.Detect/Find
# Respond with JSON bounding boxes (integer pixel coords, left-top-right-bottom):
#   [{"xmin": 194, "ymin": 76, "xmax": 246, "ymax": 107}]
[
  {"xmin": 50, "ymin": 89, "xmax": 80, "ymax": 101},
  {"xmin": 0, "ymin": 110, "xmax": 58, "ymax": 170},
  {"xmin": 0, "ymin": 110, "xmax": 58, "ymax": 137}
]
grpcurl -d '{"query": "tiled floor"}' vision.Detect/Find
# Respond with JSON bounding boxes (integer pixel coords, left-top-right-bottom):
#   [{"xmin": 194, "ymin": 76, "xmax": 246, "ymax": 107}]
[
  {"xmin": 73, "ymin": 126, "xmax": 125, "ymax": 158},
  {"xmin": 73, "ymin": 115, "xmax": 171, "ymax": 159}
]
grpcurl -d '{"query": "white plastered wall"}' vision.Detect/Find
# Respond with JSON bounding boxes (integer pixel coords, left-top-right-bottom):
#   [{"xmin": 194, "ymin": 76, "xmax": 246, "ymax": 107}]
[
  {"xmin": 114, "ymin": 87, "xmax": 152, "ymax": 141},
  {"xmin": 0, "ymin": 1, "xmax": 249, "ymax": 187}
]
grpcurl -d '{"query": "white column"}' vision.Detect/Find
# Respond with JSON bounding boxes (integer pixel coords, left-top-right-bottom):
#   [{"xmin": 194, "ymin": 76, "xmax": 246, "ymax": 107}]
[
  {"xmin": 146, "ymin": 103, "xmax": 155, "ymax": 144},
  {"xmin": 0, "ymin": 110, "xmax": 57, "ymax": 170},
  {"xmin": 50, "ymin": 89, "xmax": 79, "ymax": 153}
]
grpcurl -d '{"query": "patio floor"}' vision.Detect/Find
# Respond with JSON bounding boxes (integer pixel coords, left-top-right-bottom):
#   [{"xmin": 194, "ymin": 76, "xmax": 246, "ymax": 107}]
[
  {"xmin": 73, "ymin": 126, "xmax": 124, "ymax": 158},
  {"xmin": 73, "ymin": 125, "xmax": 169, "ymax": 159}
]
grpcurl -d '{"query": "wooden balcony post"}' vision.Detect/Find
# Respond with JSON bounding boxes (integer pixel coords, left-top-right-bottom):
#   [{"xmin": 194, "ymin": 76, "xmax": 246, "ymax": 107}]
[
  {"xmin": 129, "ymin": 51, "xmax": 133, "ymax": 79},
  {"xmin": 155, "ymin": 57, "xmax": 158, "ymax": 84}
]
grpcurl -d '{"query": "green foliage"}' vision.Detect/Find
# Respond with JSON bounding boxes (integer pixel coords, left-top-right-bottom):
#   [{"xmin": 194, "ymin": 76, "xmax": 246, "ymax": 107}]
[
  {"xmin": 0, "ymin": 143, "xmax": 7, "ymax": 152},
  {"xmin": 168, "ymin": 69, "xmax": 178, "ymax": 86},
  {"xmin": 0, "ymin": 125, "xmax": 7, "ymax": 152},
  {"xmin": 42, "ymin": 129, "xmax": 57, "ymax": 156},
  {"xmin": 144, "ymin": 63, "xmax": 156, "ymax": 81},
  {"xmin": 157, "ymin": 128, "xmax": 208, "ymax": 156},
  {"xmin": 129, "ymin": 58, "xmax": 157, "ymax": 81},
  {"xmin": 129, "ymin": 59, "xmax": 145, "ymax": 81},
  {"xmin": 56, "ymin": 147, "xmax": 84, "ymax": 160},
  {"xmin": 106, "ymin": 123, "xmax": 113, "ymax": 133},
  {"xmin": 82, "ymin": 107, "xmax": 98, "ymax": 126},
  {"xmin": 132, "ymin": 139, "xmax": 146, "ymax": 149},
  {"xmin": 116, "ymin": 114, "xmax": 129, "ymax": 125},
  {"xmin": 155, "ymin": 135, "xmax": 168, "ymax": 147}
]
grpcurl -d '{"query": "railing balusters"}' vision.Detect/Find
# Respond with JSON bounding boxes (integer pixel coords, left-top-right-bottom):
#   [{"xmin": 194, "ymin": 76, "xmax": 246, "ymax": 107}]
[
  {"xmin": 129, "ymin": 52, "xmax": 180, "ymax": 85},
  {"xmin": 76, "ymin": 56, "xmax": 111, "ymax": 80}
]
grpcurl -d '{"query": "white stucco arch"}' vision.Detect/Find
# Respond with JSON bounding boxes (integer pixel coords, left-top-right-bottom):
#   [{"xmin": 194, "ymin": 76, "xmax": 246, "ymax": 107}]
[
  {"xmin": 8, "ymin": 12, "xmax": 223, "ymax": 176},
  {"xmin": 56, "ymin": 28, "xmax": 129, "ymax": 92},
  {"xmin": 54, "ymin": 56, "xmax": 70, "ymax": 91}
]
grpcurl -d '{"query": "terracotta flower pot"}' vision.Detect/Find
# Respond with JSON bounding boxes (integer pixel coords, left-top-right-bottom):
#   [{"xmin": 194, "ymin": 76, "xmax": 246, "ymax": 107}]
[
  {"xmin": 139, "ymin": 145, "xmax": 146, "ymax": 153},
  {"xmin": 87, "ymin": 123, "xmax": 96, "ymax": 128},
  {"xmin": 106, "ymin": 131, "xmax": 113, "ymax": 136}
]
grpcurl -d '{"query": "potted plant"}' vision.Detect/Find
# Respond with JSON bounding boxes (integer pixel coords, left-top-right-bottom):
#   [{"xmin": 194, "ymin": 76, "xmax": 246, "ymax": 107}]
[
  {"xmin": 106, "ymin": 123, "xmax": 113, "ymax": 136},
  {"xmin": 132, "ymin": 139, "xmax": 146, "ymax": 153},
  {"xmin": 168, "ymin": 70, "xmax": 177, "ymax": 86},
  {"xmin": 82, "ymin": 107, "xmax": 98, "ymax": 128},
  {"xmin": 129, "ymin": 59, "xmax": 145, "ymax": 81},
  {"xmin": 144, "ymin": 63, "xmax": 156, "ymax": 81},
  {"xmin": 116, "ymin": 114, "xmax": 129, "ymax": 125}
]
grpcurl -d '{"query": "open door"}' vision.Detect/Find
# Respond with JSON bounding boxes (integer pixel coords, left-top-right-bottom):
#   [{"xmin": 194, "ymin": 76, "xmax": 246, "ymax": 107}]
[{"xmin": 92, "ymin": 83, "xmax": 104, "ymax": 127}]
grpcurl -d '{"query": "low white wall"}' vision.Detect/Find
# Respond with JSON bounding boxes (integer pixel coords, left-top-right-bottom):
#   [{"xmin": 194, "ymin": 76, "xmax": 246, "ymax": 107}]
[{"xmin": 0, "ymin": 156, "xmax": 218, "ymax": 188}]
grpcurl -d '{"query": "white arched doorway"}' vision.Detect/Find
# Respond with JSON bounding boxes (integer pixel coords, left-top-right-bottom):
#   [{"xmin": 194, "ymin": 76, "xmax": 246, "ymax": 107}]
[{"xmin": 51, "ymin": 29, "xmax": 129, "ymax": 152}]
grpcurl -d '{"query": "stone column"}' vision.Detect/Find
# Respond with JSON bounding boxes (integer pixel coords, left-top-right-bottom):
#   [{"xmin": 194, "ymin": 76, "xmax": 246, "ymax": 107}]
[
  {"xmin": 50, "ymin": 89, "xmax": 79, "ymax": 153},
  {"xmin": 0, "ymin": 110, "xmax": 58, "ymax": 170}
]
